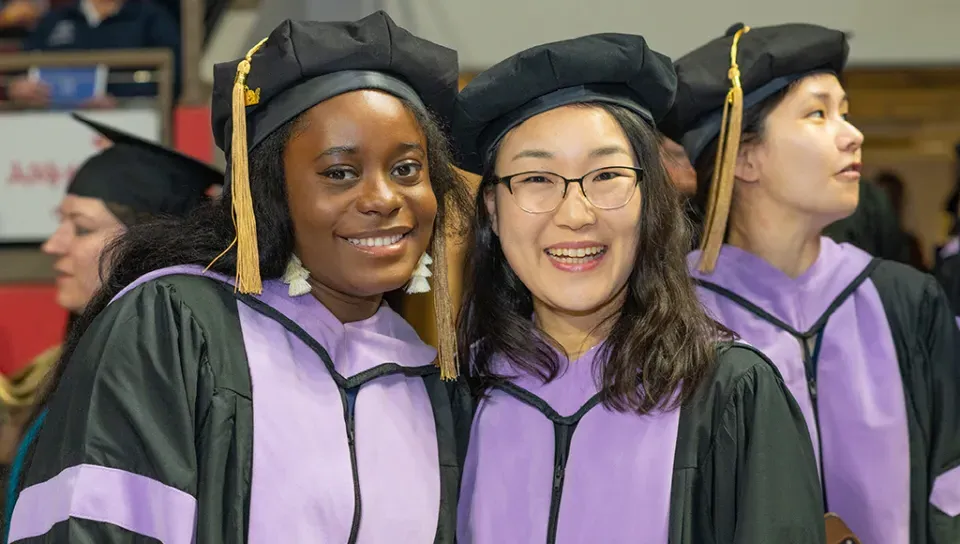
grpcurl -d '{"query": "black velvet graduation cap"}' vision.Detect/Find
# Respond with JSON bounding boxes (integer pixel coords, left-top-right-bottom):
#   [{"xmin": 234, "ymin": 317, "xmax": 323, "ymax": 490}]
[
  {"xmin": 660, "ymin": 23, "xmax": 848, "ymax": 273},
  {"xmin": 211, "ymin": 11, "xmax": 459, "ymax": 154},
  {"xmin": 69, "ymin": 113, "xmax": 222, "ymax": 223},
  {"xmin": 452, "ymin": 33, "xmax": 677, "ymax": 174}
]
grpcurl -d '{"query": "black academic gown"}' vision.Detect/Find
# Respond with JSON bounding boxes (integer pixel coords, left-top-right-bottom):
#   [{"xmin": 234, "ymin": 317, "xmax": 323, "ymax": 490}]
[
  {"xmin": 6, "ymin": 267, "xmax": 469, "ymax": 543},
  {"xmin": 457, "ymin": 342, "xmax": 826, "ymax": 543},
  {"xmin": 691, "ymin": 238, "xmax": 960, "ymax": 544}
]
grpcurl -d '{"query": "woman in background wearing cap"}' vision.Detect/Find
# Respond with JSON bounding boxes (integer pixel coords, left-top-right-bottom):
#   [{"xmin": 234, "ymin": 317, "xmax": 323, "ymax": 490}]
[
  {"xmin": 664, "ymin": 23, "xmax": 960, "ymax": 543},
  {"xmin": 7, "ymin": 12, "xmax": 470, "ymax": 544},
  {"xmin": 0, "ymin": 113, "xmax": 221, "ymax": 539},
  {"xmin": 453, "ymin": 33, "xmax": 825, "ymax": 543}
]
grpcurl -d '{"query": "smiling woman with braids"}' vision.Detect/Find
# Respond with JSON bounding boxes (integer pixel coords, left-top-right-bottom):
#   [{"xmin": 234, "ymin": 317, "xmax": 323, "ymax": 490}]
[{"xmin": 6, "ymin": 12, "xmax": 471, "ymax": 543}]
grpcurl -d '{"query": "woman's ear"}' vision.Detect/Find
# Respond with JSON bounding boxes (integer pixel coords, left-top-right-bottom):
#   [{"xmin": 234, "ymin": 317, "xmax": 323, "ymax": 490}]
[{"xmin": 734, "ymin": 139, "xmax": 762, "ymax": 184}]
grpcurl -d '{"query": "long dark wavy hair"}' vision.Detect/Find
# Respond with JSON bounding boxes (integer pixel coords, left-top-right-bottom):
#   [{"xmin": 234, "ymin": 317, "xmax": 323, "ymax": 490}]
[
  {"xmin": 18, "ymin": 101, "xmax": 469, "ymax": 478},
  {"xmin": 457, "ymin": 102, "xmax": 731, "ymax": 414}
]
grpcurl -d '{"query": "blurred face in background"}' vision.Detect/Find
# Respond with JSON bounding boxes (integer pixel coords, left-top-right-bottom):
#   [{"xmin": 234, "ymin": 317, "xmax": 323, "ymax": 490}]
[
  {"xmin": 660, "ymin": 136, "xmax": 696, "ymax": 196},
  {"xmin": 42, "ymin": 194, "xmax": 125, "ymax": 313}
]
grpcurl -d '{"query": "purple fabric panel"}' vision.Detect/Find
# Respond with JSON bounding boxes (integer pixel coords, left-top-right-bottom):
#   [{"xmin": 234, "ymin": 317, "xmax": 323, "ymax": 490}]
[
  {"xmin": 239, "ymin": 304, "xmax": 356, "ymax": 543},
  {"xmin": 690, "ymin": 238, "xmax": 911, "ymax": 544},
  {"xmin": 458, "ymin": 346, "xmax": 679, "ymax": 543},
  {"xmin": 8, "ymin": 464, "xmax": 196, "ymax": 543},
  {"xmin": 818, "ymin": 278, "xmax": 910, "ymax": 544},
  {"xmin": 931, "ymin": 465, "xmax": 960, "ymax": 517},
  {"xmin": 354, "ymin": 375, "xmax": 440, "ymax": 542},
  {"xmin": 457, "ymin": 391, "xmax": 555, "ymax": 544},
  {"xmin": 504, "ymin": 345, "xmax": 602, "ymax": 417},
  {"xmin": 239, "ymin": 304, "xmax": 442, "ymax": 542},
  {"xmin": 338, "ymin": 309, "xmax": 438, "ymax": 376},
  {"xmin": 557, "ymin": 404, "xmax": 677, "ymax": 543}
]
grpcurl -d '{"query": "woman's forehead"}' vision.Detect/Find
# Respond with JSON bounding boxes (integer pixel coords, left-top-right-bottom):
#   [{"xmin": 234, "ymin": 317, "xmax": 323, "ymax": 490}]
[
  {"xmin": 785, "ymin": 73, "xmax": 846, "ymax": 104},
  {"xmin": 60, "ymin": 194, "xmax": 112, "ymax": 221},
  {"xmin": 497, "ymin": 106, "xmax": 630, "ymax": 162},
  {"xmin": 306, "ymin": 91, "xmax": 423, "ymax": 132}
]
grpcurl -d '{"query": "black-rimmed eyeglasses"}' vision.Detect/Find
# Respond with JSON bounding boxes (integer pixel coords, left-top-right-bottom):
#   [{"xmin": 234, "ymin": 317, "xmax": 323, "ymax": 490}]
[{"xmin": 494, "ymin": 166, "xmax": 643, "ymax": 214}]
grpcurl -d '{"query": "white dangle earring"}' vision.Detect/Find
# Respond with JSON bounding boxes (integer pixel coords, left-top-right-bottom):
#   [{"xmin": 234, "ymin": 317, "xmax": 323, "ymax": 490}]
[
  {"xmin": 281, "ymin": 254, "xmax": 312, "ymax": 297},
  {"xmin": 405, "ymin": 252, "xmax": 433, "ymax": 294}
]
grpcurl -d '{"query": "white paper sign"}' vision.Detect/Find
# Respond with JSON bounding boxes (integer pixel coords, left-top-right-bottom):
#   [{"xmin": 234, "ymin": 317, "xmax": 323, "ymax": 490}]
[{"xmin": 0, "ymin": 108, "xmax": 160, "ymax": 242}]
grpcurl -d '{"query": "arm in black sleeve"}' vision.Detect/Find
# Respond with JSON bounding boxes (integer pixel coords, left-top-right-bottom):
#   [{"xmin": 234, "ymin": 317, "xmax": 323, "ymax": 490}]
[
  {"xmin": 713, "ymin": 354, "xmax": 826, "ymax": 544},
  {"xmin": 8, "ymin": 281, "xmax": 208, "ymax": 543},
  {"xmin": 922, "ymin": 278, "xmax": 960, "ymax": 542}
]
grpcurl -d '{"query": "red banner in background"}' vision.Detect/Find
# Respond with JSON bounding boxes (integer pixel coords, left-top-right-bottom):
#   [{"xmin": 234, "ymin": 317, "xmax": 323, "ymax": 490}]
[
  {"xmin": 174, "ymin": 105, "xmax": 214, "ymax": 163},
  {"xmin": 0, "ymin": 285, "xmax": 67, "ymax": 376}
]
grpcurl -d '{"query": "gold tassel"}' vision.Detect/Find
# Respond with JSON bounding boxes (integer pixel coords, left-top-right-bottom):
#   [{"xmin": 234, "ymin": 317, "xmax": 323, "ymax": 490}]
[
  {"xmin": 697, "ymin": 25, "xmax": 750, "ymax": 273},
  {"xmin": 206, "ymin": 36, "xmax": 269, "ymax": 293},
  {"xmin": 430, "ymin": 206, "xmax": 459, "ymax": 380}
]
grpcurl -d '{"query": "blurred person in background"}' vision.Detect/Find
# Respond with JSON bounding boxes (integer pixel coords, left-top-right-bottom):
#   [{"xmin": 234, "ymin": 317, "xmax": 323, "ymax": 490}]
[
  {"xmin": 665, "ymin": 22, "xmax": 960, "ymax": 544},
  {"xmin": 873, "ymin": 170, "xmax": 925, "ymax": 269},
  {"xmin": 0, "ymin": 0, "xmax": 46, "ymax": 37},
  {"xmin": 0, "ymin": 113, "xmax": 220, "ymax": 538},
  {"xmin": 7, "ymin": 0, "xmax": 180, "ymax": 107},
  {"xmin": 660, "ymin": 135, "xmax": 697, "ymax": 197}
]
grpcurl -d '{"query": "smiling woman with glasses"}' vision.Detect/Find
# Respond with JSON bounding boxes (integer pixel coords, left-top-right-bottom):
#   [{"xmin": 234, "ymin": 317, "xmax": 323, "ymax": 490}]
[{"xmin": 452, "ymin": 32, "xmax": 825, "ymax": 543}]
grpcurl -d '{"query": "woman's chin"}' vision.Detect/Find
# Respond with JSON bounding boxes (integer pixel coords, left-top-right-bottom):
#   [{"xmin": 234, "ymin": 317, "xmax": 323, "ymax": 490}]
[
  {"xmin": 348, "ymin": 275, "xmax": 416, "ymax": 299},
  {"xmin": 56, "ymin": 290, "xmax": 86, "ymax": 315},
  {"xmin": 538, "ymin": 290, "xmax": 621, "ymax": 318}
]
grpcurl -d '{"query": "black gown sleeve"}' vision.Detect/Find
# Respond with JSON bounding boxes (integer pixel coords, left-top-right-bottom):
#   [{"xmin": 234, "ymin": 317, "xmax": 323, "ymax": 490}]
[
  {"xmin": 711, "ymin": 351, "xmax": 826, "ymax": 544},
  {"xmin": 8, "ymin": 281, "xmax": 210, "ymax": 543},
  {"xmin": 921, "ymin": 278, "xmax": 960, "ymax": 542}
]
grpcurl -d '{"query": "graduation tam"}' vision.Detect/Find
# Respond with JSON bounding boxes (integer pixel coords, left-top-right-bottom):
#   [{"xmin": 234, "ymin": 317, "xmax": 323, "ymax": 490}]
[
  {"xmin": 452, "ymin": 33, "xmax": 677, "ymax": 174},
  {"xmin": 208, "ymin": 10, "xmax": 459, "ymax": 296},
  {"xmin": 70, "ymin": 113, "xmax": 222, "ymax": 223},
  {"xmin": 661, "ymin": 23, "xmax": 848, "ymax": 273}
]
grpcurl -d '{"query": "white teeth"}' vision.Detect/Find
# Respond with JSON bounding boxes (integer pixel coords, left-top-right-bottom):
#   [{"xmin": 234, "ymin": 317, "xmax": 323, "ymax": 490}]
[
  {"xmin": 347, "ymin": 234, "xmax": 405, "ymax": 247},
  {"xmin": 545, "ymin": 246, "xmax": 605, "ymax": 258}
]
